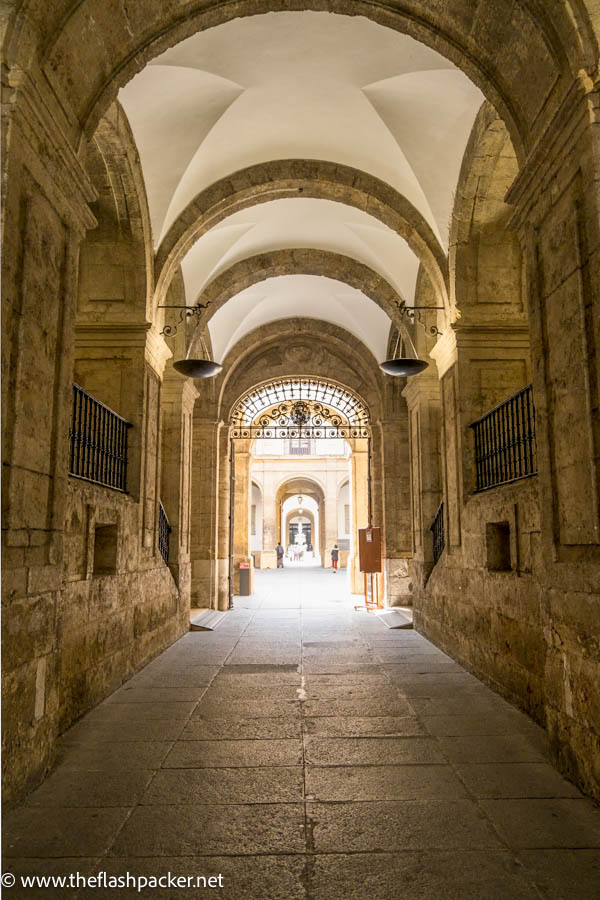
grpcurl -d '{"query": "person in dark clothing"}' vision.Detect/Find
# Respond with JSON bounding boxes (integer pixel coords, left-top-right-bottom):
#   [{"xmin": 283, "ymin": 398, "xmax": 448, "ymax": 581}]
[
  {"xmin": 331, "ymin": 544, "xmax": 339, "ymax": 572},
  {"xmin": 276, "ymin": 543, "xmax": 284, "ymax": 568}
]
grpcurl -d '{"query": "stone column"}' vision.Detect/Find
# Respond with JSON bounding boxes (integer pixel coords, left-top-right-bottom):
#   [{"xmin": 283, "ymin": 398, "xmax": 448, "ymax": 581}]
[
  {"xmin": 190, "ymin": 418, "xmax": 223, "ymax": 610},
  {"xmin": 215, "ymin": 426, "xmax": 232, "ymax": 611},
  {"xmin": 260, "ymin": 469, "xmax": 278, "ymax": 569},
  {"xmin": 160, "ymin": 373, "xmax": 198, "ymax": 619},
  {"xmin": 349, "ymin": 441, "xmax": 370, "ymax": 592},
  {"xmin": 378, "ymin": 411, "xmax": 413, "ymax": 606},
  {"xmin": 323, "ymin": 467, "xmax": 339, "ymax": 569},
  {"xmin": 232, "ymin": 441, "xmax": 254, "ymax": 595},
  {"xmin": 403, "ymin": 373, "xmax": 442, "ymax": 591}
]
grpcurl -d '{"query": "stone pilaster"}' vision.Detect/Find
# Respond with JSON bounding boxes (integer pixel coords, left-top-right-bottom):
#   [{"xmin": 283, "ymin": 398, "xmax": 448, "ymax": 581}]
[
  {"xmin": 232, "ymin": 442, "xmax": 254, "ymax": 595},
  {"xmin": 323, "ymin": 468, "xmax": 339, "ymax": 569},
  {"xmin": 349, "ymin": 442, "xmax": 370, "ymax": 592},
  {"xmin": 378, "ymin": 412, "xmax": 413, "ymax": 605},
  {"xmin": 261, "ymin": 469, "xmax": 278, "ymax": 557},
  {"xmin": 403, "ymin": 373, "xmax": 442, "ymax": 591},
  {"xmin": 216, "ymin": 426, "xmax": 232, "ymax": 611},
  {"xmin": 160, "ymin": 374, "xmax": 198, "ymax": 614},
  {"xmin": 190, "ymin": 418, "xmax": 223, "ymax": 610}
]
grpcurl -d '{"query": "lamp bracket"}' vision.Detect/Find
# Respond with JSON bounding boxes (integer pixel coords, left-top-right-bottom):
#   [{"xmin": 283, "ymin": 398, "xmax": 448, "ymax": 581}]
[
  {"xmin": 158, "ymin": 304, "xmax": 208, "ymax": 337},
  {"xmin": 396, "ymin": 300, "xmax": 444, "ymax": 337}
]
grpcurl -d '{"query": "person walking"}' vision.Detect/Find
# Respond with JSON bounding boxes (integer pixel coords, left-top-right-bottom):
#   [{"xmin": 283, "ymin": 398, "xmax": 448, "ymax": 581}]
[
  {"xmin": 331, "ymin": 544, "xmax": 339, "ymax": 572},
  {"xmin": 276, "ymin": 543, "xmax": 284, "ymax": 568}
]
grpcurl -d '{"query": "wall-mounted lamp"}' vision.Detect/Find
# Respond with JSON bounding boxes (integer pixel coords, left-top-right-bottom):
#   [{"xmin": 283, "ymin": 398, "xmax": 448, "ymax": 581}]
[
  {"xmin": 380, "ymin": 329, "xmax": 429, "ymax": 378},
  {"xmin": 158, "ymin": 304, "xmax": 222, "ymax": 379},
  {"xmin": 380, "ymin": 301, "xmax": 445, "ymax": 378}
]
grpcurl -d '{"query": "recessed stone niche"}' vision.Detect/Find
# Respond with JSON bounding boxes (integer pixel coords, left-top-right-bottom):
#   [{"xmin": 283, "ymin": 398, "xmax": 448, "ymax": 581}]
[
  {"xmin": 93, "ymin": 523, "xmax": 119, "ymax": 576},
  {"xmin": 486, "ymin": 521, "xmax": 511, "ymax": 571}
]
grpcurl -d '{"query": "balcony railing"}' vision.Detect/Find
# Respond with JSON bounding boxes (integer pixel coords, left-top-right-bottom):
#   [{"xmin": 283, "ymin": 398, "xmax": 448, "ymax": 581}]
[
  {"xmin": 431, "ymin": 502, "xmax": 445, "ymax": 567},
  {"xmin": 470, "ymin": 385, "xmax": 537, "ymax": 492},
  {"xmin": 288, "ymin": 441, "xmax": 312, "ymax": 456},
  {"xmin": 69, "ymin": 384, "xmax": 131, "ymax": 492},
  {"xmin": 158, "ymin": 502, "xmax": 171, "ymax": 566}
]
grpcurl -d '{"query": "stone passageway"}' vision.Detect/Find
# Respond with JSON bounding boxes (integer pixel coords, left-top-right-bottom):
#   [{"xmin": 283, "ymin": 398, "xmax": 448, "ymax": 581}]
[{"xmin": 3, "ymin": 567, "xmax": 599, "ymax": 898}]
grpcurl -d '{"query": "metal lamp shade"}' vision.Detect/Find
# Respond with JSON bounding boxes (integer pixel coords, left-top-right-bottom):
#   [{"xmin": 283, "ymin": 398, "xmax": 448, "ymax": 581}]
[
  {"xmin": 173, "ymin": 359, "xmax": 222, "ymax": 379},
  {"xmin": 379, "ymin": 357, "xmax": 429, "ymax": 377}
]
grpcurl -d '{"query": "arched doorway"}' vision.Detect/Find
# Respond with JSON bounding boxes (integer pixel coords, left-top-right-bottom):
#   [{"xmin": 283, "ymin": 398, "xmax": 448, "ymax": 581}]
[{"xmin": 228, "ymin": 376, "xmax": 372, "ymax": 602}]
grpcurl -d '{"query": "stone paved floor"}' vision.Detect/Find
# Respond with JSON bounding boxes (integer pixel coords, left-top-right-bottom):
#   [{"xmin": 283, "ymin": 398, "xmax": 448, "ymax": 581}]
[{"xmin": 3, "ymin": 566, "xmax": 599, "ymax": 898}]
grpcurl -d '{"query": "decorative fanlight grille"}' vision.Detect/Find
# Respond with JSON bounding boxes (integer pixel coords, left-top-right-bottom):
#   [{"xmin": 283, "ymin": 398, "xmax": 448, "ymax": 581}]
[{"xmin": 230, "ymin": 378, "xmax": 371, "ymax": 439}]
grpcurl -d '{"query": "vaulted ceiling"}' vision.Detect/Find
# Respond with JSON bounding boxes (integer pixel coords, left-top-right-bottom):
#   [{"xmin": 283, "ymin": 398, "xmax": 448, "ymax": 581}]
[{"xmin": 119, "ymin": 11, "xmax": 484, "ymax": 364}]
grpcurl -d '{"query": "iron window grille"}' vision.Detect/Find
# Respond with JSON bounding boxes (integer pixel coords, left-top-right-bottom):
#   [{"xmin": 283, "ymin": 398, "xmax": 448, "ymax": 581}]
[
  {"xmin": 469, "ymin": 385, "xmax": 537, "ymax": 492},
  {"xmin": 158, "ymin": 502, "xmax": 171, "ymax": 566},
  {"xmin": 431, "ymin": 501, "xmax": 445, "ymax": 566},
  {"xmin": 69, "ymin": 384, "xmax": 131, "ymax": 492}
]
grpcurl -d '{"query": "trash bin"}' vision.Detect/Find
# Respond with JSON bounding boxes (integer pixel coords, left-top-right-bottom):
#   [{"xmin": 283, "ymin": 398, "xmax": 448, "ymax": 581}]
[{"xmin": 239, "ymin": 561, "xmax": 251, "ymax": 596}]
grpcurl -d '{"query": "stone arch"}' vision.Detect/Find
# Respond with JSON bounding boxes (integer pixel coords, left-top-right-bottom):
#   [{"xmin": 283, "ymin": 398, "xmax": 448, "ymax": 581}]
[
  {"xmin": 274, "ymin": 473, "xmax": 327, "ymax": 498},
  {"xmin": 449, "ymin": 102, "xmax": 523, "ymax": 324},
  {"xmin": 78, "ymin": 101, "xmax": 154, "ymax": 323},
  {"xmin": 154, "ymin": 160, "xmax": 448, "ymax": 309},
  {"xmin": 190, "ymin": 317, "xmax": 391, "ymax": 602},
  {"xmin": 5, "ymin": 1, "xmax": 597, "ymax": 161},
  {"xmin": 285, "ymin": 508, "xmax": 316, "ymax": 549},
  {"xmin": 276, "ymin": 476, "xmax": 327, "ymax": 561},
  {"xmin": 187, "ymin": 249, "xmax": 418, "ymax": 362},
  {"xmin": 206, "ymin": 317, "xmax": 386, "ymax": 428}
]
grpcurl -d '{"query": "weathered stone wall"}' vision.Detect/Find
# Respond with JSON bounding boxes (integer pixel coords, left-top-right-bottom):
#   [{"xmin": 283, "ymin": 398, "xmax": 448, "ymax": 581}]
[
  {"xmin": 509, "ymin": 88, "xmax": 600, "ymax": 801},
  {"xmin": 60, "ymin": 479, "xmax": 183, "ymax": 730},
  {"xmin": 0, "ymin": 91, "xmax": 189, "ymax": 803},
  {"xmin": 416, "ymin": 480, "xmax": 544, "ymax": 716},
  {"xmin": 415, "ymin": 98, "xmax": 600, "ymax": 800}
]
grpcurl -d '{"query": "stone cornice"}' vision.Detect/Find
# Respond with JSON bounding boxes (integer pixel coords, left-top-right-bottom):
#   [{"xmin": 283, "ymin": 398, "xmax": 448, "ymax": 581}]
[
  {"xmin": 429, "ymin": 324, "xmax": 530, "ymax": 378},
  {"xmin": 452, "ymin": 323, "xmax": 530, "ymax": 350},
  {"xmin": 75, "ymin": 323, "xmax": 151, "ymax": 348},
  {"xmin": 74, "ymin": 322, "xmax": 173, "ymax": 378}
]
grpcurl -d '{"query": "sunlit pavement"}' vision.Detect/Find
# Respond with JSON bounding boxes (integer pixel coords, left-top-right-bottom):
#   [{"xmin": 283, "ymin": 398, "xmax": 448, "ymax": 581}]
[{"xmin": 3, "ymin": 566, "xmax": 599, "ymax": 898}]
